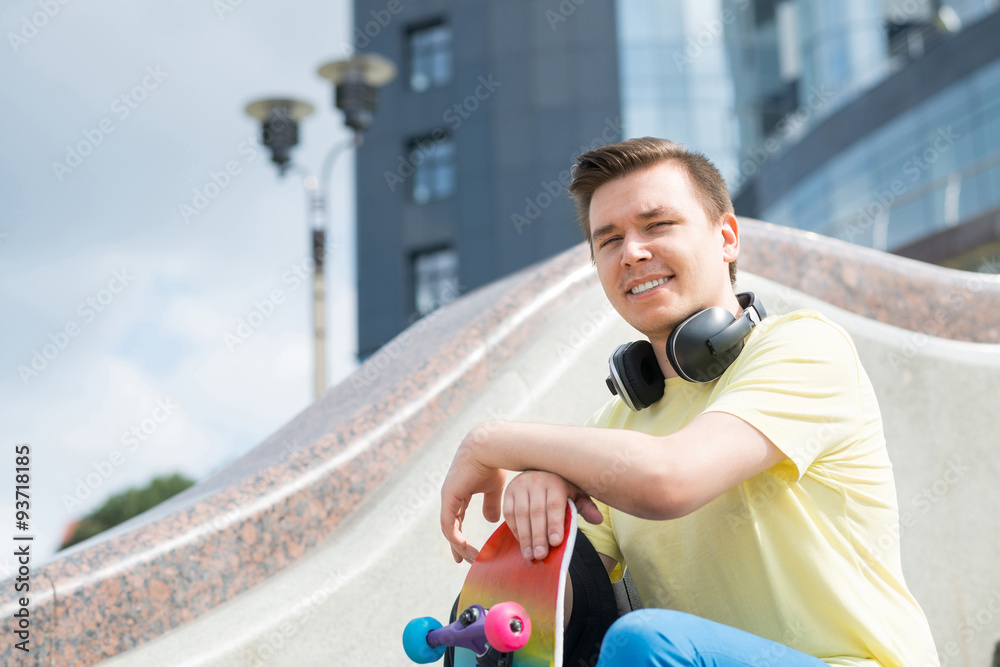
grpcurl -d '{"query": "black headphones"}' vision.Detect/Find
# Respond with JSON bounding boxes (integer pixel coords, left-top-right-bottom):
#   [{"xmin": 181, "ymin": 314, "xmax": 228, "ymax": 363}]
[{"xmin": 605, "ymin": 292, "xmax": 766, "ymax": 411}]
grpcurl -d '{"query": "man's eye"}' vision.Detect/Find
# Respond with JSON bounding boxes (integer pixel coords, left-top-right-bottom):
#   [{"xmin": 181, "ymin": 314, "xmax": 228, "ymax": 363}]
[{"xmin": 600, "ymin": 237, "xmax": 621, "ymax": 248}]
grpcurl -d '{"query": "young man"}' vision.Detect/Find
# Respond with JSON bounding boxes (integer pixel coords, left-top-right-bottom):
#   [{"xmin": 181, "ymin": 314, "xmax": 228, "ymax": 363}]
[{"xmin": 439, "ymin": 138, "xmax": 938, "ymax": 666}]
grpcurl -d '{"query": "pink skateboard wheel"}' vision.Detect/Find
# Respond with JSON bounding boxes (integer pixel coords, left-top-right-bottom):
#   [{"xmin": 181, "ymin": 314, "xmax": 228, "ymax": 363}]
[{"xmin": 484, "ymin": 601, "xmax": 531, "ymax": 652}]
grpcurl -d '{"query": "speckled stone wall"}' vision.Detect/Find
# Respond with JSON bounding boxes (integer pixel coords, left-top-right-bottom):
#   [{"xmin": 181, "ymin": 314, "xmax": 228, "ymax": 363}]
[
  {"xmin": 2, "ymin": 220, "xmax": 997, "ymax": 665},
  {"xmin": 738, "ymin": 220, "xmax": 1000, "ymax": 344}
]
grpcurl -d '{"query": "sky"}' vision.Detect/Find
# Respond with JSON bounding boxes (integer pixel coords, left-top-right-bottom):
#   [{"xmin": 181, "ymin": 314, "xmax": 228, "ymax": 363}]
[{"xmin": 0, "ymin": 0, "xmax": 365, "ymax": 568}]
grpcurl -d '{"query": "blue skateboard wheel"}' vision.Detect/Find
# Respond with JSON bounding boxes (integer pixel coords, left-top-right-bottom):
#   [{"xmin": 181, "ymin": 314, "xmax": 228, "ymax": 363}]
[{"xmin": 403, "ymin": 617, "xmax": 447, "ymax": 663}]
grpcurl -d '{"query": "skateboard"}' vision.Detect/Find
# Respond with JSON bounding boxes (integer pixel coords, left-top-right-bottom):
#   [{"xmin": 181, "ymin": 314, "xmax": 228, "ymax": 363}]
[{"xmin": 404, "ymin": 502, "xmax": 578, "ymax": 667}]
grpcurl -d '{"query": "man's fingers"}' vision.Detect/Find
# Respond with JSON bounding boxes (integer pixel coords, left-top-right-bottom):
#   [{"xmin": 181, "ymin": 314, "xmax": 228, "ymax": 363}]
[
  {"xmin": 442, "ymin": 497, "xmax": 478, "ymax": 564},
  {"xmin": 447, "ymin": 517, "xmax": 479, "ymax": 563},
  {"xmin": 529, "ymin": 489, "xmax": 551, "ymax": 561},
  {"xmin": 441, "ymin": 494, "xmax": 465, "ymax": 531},
  {"xmin": 546, "ymin": 490, "xmax": 565, "ymax": 548},
  {"xmin": 575, "ymin": 495, "xmax": 604, "ymax": 526},
  {"xmin": 483, "ymin": 489, "xmax": 502, "ymax": 523},
  {"xmin": 452, "ymin": 543, "xmax": 478, "ymax": 563},
  {"xmin": 502, "ymin": 472, "xmax": 579, "ymax": 561},
  {"xmin": 451, "ymin": 542, "xmax": 477, "ymax": 563},
  {"xmin": 502, "ymin": 490, "xmax": 517, "ymax": 539},
  {"xmin": 510, "ymin": 489, "xmax": 534, "ymax": 561}
]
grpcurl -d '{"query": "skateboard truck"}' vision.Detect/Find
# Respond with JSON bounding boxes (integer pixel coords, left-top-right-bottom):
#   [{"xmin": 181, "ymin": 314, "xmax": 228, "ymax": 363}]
[{"xmin": 402, "ymin": 602, "xmax": 531, "ymax": 664}]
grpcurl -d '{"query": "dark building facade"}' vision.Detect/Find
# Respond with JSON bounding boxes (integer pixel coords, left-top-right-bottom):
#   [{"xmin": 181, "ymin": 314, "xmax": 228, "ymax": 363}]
[{"xmin": 352, "ymin": 0, "xmax": 621, "ymax": 358}]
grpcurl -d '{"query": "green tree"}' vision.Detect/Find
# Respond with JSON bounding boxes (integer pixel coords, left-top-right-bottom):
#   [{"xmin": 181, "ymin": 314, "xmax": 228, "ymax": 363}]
[{"xmin": 60, "ymin": 473, "xmax": 195, "ymax": 550}]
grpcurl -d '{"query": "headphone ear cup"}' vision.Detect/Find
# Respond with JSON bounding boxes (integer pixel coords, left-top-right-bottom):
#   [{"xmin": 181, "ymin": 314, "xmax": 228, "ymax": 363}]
[
  {"xmin": 615, "ymin": 341, "xmax": 665, "ymax": 410},
  {"xmin": 613, "ymin": 293, "xmax": 766, "ymax": 393},
  {"xmin": 667, "ymin": 293, "xmax": 765, "ymax": 382},
  {"xmin": 667, "ymin": 307, "xmax": 739, "ymax": 382}
]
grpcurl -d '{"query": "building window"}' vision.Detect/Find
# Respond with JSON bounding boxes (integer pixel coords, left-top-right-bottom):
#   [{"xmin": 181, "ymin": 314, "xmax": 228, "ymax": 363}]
[
  {"xmin": 410, "ymin": 134, "xmax": 456, "ymax": 204},
  {"xmin": 413, "ymin": 247, "xmax": 459, "ymax": 316},
  {"xmin": 760, "ymin": 79, "xmax": 799, "ymax": 138},
  {"xmin": 754, "ymin": 0, "xmax": 779, "ymax": 26},
  {"xmin": 408, "ymin": 20, "xmax": 452, "ymax": 93}
]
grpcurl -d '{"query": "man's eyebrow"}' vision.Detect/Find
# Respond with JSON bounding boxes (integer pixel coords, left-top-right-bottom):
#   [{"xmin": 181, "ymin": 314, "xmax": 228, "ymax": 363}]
[
  {"xmin": 591, "ymin": 224, "xmax": 617, "ymax": 242},
  {"xmin": 637, "ymin": 205, "xmax": 673, "ymax": 220}
]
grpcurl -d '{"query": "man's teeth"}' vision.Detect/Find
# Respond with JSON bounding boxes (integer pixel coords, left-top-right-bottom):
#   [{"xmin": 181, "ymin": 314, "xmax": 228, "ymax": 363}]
[{"xmin": 631, "ymin": 277, "xmax": 669, "ymax": 294}]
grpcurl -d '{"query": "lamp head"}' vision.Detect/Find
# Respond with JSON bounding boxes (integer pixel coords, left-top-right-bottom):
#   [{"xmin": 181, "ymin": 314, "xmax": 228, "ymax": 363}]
[
  {"xmin": 317, "ymin": 53, "xmax": 396, "ymax": 132},
  {"xmin": 245, "ymin": 98, "xmax": 315, "ymax": 174}
]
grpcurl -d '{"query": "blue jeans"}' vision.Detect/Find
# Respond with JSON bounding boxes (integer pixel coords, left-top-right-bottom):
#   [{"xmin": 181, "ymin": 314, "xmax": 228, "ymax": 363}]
[{"xmin": 595, "ymin": 609, "xmax": 827, "ymax": 666}]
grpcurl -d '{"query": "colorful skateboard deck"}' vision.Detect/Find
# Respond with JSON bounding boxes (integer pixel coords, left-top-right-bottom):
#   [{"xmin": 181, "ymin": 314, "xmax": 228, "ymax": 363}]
[{"xmin": 453, "ymin": 502, "xmax": 578, "ymax": 667}]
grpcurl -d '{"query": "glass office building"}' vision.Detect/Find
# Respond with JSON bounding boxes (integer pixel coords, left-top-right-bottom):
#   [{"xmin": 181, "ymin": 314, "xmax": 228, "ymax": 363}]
[
  {"xmin": 616, "ymin": 0, "xmax": 741, "ymax": 183},
  {"xmin": 733, "ymin": 6, "xmax": 1000, "ymax": 271},
  {"xmin": 351, "ymin": 0, "xmax": 1000, "ymax": 356},
  {"xmin": 762, "ymin": 58, "xmax": 1000, "ymax": 252}
]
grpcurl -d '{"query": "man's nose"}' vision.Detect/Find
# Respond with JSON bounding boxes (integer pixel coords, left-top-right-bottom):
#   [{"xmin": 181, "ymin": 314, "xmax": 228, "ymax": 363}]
[{"xmin": 622, "ymin": 233, "xmax": 651, "ymax": 266}]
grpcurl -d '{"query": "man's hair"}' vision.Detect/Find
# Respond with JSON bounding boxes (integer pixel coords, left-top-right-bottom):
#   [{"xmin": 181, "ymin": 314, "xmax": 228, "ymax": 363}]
[{"xmin": 568, "ymin": 137, "xmax": 737, "ymax": 286}]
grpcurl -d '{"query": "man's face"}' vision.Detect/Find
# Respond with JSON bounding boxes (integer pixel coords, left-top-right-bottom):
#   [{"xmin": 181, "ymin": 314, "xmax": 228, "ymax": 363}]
[{"xmin": 589, "ymin": 160, "xmax": 738, "ymax": 343}]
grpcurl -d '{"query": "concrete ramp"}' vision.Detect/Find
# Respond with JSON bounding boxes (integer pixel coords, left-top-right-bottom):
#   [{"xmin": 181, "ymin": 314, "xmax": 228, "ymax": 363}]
[{"xmin": 4, "ymin": 221, "xmax": 999, "ymax": 667}]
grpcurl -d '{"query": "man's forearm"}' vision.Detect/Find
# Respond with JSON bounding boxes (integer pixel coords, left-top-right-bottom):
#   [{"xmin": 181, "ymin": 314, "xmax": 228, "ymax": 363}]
[{"xmin": 468, "ymin": 421, "xmax": 680, "ymax": 520}]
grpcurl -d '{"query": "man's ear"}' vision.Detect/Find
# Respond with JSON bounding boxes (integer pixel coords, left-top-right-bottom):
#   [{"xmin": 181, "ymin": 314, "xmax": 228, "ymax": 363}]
[{"xmin": 720, "ymin": 213, "xmax": 739, "ymax": 263}]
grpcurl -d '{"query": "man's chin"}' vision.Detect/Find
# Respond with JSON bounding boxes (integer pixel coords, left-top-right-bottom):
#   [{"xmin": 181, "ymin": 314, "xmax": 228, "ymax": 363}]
[{"xmin": 624, "ymin": 316, "xmax": 678, "ymax": 343}]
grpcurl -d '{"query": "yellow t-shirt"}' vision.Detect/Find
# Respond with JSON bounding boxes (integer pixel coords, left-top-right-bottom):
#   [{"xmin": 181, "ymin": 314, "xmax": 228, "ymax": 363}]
[{"xmin": 580, "ymin": 310, "xmax": 939, "ymax": 667}]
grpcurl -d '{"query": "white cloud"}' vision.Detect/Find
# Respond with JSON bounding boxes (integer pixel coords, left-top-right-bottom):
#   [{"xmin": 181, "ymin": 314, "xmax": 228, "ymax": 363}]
[{"xmin": 0, "ymin": 0, "xmax": 360, "ymax": 566}]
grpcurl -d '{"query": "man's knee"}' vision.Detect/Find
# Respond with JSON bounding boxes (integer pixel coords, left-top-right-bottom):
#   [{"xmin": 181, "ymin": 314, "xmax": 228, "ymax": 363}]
[{"xmin": 598, "ymin": 609, "xmax": 692, "ymax": 666}]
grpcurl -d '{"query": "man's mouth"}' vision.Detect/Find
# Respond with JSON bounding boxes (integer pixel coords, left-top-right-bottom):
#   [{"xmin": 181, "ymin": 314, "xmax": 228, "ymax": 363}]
[{"xmin": 629, "ymin": 277, "xmax": 671, "ymax": 295}]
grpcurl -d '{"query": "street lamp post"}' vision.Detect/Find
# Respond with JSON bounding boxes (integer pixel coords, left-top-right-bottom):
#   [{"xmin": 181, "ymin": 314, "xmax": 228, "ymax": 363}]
[{"xmin": 246, "ymin": 53, "xmax": 396, "ymax": 400}]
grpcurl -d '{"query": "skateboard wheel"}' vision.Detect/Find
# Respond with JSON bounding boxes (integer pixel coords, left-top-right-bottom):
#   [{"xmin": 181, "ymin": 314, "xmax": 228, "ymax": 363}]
[
  {"xmin": 484, "ymin": 601, "xmax": 531, "ymax": 653},
  {"xmin": 402, "ymin": 617, "xmax": 447, "ymax": 663}
]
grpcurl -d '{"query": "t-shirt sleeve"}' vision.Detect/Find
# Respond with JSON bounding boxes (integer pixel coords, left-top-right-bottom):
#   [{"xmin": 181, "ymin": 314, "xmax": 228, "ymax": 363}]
[{"xmin": 703, "ymin": 313, "xmax": 867, "ymax": 482}]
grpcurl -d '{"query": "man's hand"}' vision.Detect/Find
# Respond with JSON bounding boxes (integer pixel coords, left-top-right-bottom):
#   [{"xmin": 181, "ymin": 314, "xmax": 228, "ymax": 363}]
[
  {"xmin": 440, "ymin": 435, "xmax": 508, "ymax": 564},
  {"xmin": 503, "ymin": 471, "xmax": 603, "ymax": 562}
]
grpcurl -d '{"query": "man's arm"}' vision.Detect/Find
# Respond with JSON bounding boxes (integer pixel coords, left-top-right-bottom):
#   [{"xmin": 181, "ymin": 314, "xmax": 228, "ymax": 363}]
[{"xmin": 441, "ymin": 411, "xmax": 786, "ymax": 562}]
